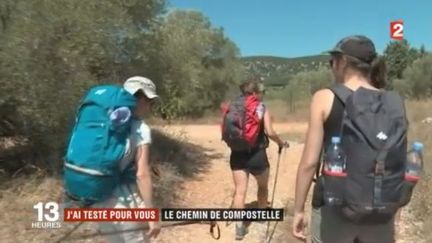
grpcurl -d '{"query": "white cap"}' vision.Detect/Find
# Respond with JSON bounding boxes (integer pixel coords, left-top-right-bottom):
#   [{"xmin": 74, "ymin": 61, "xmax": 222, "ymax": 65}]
[{"xmin": 123, "ymin": 76, "xmax": 159, "ymax": 99}]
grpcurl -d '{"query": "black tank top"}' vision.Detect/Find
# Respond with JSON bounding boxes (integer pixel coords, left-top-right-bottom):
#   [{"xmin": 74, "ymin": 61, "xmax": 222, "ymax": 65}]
[{"xmin": 323, "ymin": 95, "xmax": 344, "ymax": 150}]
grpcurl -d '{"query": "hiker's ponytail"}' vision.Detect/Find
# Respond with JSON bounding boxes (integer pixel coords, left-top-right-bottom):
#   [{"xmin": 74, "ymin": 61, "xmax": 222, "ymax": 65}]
[
  {"xmin": 369, "ymin": 56, "xmax": 387, "ymax": 89},
  {"xmin": 345, "ymin": 55, "xmax": 387, "ymax": 89}
]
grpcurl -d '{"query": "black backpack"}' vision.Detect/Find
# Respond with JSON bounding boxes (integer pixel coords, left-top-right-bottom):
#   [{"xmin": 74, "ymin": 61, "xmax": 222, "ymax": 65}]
[{"xmin": 323, "ymin": 84, "xmax": 409, "ymax": 224}]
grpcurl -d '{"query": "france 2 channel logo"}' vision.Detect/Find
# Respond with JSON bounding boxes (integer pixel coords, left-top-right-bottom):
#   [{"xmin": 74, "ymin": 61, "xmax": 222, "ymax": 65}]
[{"xmin": 390, "ymin": 20, "xmax": 404, "ymax": 41}]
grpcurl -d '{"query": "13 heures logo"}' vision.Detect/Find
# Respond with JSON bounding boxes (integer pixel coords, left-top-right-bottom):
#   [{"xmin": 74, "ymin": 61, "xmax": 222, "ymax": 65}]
[{"xmin": 32, "ymin": 202, "xmax": 62, "ymax": 229}]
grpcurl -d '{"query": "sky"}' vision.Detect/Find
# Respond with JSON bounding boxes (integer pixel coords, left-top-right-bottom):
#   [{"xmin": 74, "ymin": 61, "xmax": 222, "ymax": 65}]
[{"xmin": 169, "ymin": 0, "xmax": 431, "ymax": 57}]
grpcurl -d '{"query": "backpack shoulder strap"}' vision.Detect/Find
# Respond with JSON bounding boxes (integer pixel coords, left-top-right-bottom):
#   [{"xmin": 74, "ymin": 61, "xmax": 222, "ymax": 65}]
[
  {"xmin": 329, "ymin": 83, "xmax": 352, "ymax": 106},
  {"xmin": 383, "ymin": 91, "xmax": 409, "ymax": 136},
  {"xmin": 314, "ymin": 84, "xmax": 352, "ymax": 181},
  {"xmin": 384, "ymin": 91, "xmax": 407, "ymax": 118}
]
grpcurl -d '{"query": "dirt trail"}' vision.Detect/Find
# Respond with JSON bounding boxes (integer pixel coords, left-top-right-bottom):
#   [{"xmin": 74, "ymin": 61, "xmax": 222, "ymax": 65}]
[{"xmin": 156, "ymin": 123, "xmax": 306, "ymax": 243}]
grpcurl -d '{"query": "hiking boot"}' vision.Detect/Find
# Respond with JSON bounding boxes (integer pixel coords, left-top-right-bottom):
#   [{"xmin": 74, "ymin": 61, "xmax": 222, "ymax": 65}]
[{"xmin": 235, "ymin": 222, "xmax": 249, "ymax": 240}]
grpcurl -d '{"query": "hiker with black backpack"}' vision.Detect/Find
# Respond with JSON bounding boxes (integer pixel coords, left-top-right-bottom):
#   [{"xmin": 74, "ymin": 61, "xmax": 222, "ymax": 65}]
[
  {"xmin": 64, "ymin": 76, "xmax": 160, "ymax": 243},
  {"xmin": 292, "ymin": 36, "xmax": 412, "ymax": 243},
  {"xmin": 221, "ymin": 78, "xmax": 289, "ymax": 240}
]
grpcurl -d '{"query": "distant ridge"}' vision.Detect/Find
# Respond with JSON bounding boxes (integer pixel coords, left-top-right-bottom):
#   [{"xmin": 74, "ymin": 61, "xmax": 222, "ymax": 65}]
[{"xmin": 241, "ymin": 54, "xmax": 330, "ymax": 86}]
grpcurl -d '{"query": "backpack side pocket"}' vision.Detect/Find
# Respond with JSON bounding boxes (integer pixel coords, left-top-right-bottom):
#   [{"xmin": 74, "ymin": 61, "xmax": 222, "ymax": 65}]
[
  {"xmin": 312, "ymin": 176, "xmax": 325, "ymax": 208},
  {"xmin": 400, "ymin": 181, "xmax": 416, "ymax": 207}
]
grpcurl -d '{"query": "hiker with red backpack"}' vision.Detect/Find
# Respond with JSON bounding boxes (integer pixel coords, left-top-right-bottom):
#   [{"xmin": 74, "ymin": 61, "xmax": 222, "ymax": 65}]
[
  {"xmin": 221, "ymin": 78, "xmax": 289, "ymax": 240},
  {"xmin": 292, "ymin": 36, "xmax": 414, "ymax": 243},
  {"xmin": 64, "ymin": 76, "xmax": 160, "ymax": 243}
]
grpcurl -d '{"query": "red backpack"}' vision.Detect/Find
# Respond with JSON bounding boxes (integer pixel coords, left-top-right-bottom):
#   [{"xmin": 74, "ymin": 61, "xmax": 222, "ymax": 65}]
[{"xmin": 221, "ymin": 95, "xmax": 262, "ymax": 151}]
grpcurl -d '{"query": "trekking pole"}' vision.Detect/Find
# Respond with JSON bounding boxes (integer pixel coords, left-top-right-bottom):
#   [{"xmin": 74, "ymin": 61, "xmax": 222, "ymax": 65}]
[
  {"xmin": 266, "ymin": 198, "xmax": 287, "ymax": 243},
  {"xmin": 265, "ymin": 145, "xmax": 286, "ymax": 239},
  {"xmin": 266, "ymin": 217, "xmax": 278, "ymax": 243},
  {"xmin": 266, "ymin": 147, "xmax": 288, "ymax": 242},
  {"xmin": 266, "ymin": 195, "xmax": 290, "ymax": 243}
]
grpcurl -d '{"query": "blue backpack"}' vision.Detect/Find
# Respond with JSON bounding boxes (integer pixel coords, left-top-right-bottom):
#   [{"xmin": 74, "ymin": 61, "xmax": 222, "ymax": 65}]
[{"xmin": 64, "ymin": 85, "xmax": 137, "ymax": 205}]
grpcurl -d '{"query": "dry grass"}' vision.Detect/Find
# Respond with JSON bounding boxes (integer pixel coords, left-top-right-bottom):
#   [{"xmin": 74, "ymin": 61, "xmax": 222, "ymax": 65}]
[
  {"xmin": 148, "ymin": 110, "xmax": 223, "ymax": 125},
  {"xmin": 149, "ymin": 98, "xmax": 310, "ymax": 126},
  {"xmin": 403, "ymin": 99, "xmax": 432, "ymax": 242},
  {"xmin": 279, "ymin": 131, "xmax": 306, "ymax": 144},
  {"xmin": 265, "ymin": 99, "xmax": 309, "ymax": 123},
  {"xmin": 0, "ymin": 172, "xmax": 66, "ymax": 242}
]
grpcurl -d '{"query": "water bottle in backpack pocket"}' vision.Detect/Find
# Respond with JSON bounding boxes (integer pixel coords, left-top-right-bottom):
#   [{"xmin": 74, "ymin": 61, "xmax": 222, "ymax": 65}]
[
  {"xmin": 322, "ymin": 136, "xmax": 347, "ymax": 206},
  {"xmin": 405, "ymin": 142, "xmax": 424, "ymax": 182},
  {"xmin": 400, "ymin": 141, "xmax": 424, "ymax": 206}
]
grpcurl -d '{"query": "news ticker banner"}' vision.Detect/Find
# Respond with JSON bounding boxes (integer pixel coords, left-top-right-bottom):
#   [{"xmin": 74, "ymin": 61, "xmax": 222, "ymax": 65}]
[
  {"xmin": 64, "ymin": 208, "xmax": 160, "ymax": 222},
  {"xmin": 63, "ymin": 208, "xmax": 284, "ymax": 222},
  {"xmin": 32, "ymin": 202, "xmax": 284, "ymax": 229},
  {"xmin": 161, "ymin": 208, "xmax": 284, "ymax": 222}
]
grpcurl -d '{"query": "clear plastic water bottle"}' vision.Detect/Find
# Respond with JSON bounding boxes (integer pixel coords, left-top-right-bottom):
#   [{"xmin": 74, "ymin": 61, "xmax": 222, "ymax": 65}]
[
  {"xmin": 323, "ymin": 137, "xmax": 347, "ymax": 177},
  {"xmin": 405, "ymin": 141, "xmax": 424, "ymax": 183},
  {"xmin": 323, "ymin": 136, "xmax": 347, "ymax": 206}
]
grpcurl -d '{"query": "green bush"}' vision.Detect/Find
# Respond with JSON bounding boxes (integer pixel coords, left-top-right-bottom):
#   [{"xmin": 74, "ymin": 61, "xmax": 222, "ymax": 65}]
[
  {"xmin": 0, "ymin": 2, "xmax": 242, "ymax": 173},
  {"xmin": 151, "ymin": 10, "xmax": 244, "ymax": 119},
  {"xmin": 394, "ymin": 54, "xmax": 432, "ymax": 99},
  {"xmin": 384, "ymin": 40, "xmax": 420, "ymax": 88},
  {"xmin": 269, "ymin": 67, "xmax": 332, "ymax": 112}
]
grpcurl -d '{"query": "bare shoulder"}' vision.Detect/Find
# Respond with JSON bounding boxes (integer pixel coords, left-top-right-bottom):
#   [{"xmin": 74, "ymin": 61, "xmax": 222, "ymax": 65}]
[
  {"xmin": 311, "ymin": 88, "xmax": 335, "ymax": 120},
  {"xmin": 263, "ymin": 105, "xmax": 272, "ymax": 120},
  {"xmin": 312, "ymin": 88, "xmax": 334, "ymax": 104}
]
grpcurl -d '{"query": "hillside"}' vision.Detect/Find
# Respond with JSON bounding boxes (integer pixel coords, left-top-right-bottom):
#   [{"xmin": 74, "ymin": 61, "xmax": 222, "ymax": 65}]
[{"xmin": 242, "ymin": 55, "xmax": 330, "ymax": 86}]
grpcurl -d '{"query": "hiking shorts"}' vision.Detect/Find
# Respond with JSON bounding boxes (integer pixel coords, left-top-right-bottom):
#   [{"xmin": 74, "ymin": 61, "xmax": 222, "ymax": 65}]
[
  {"xmin": 229, "ymin": 148, "xmax": 269, "ymax": 175},
  {"xmin": 310, "ymin": 206, "xmax": 395, "ymax": 243},
  {"xmin": 94, "ymin": 183, "xmax": 151, "ymax": 243}
]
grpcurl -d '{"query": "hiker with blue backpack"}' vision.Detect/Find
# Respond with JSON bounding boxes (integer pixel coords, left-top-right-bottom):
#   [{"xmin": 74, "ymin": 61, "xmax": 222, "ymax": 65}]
[
  {"xmin": 221, "ymin": 78, "xmax": 289, "ymax": 240},
  {"xmin": 64, "ymin": 76, "xmax": 160, "ymax": 243},
  {"xmin": 292, "ymin": 36, "xmax": 418, "ymax": 243}
]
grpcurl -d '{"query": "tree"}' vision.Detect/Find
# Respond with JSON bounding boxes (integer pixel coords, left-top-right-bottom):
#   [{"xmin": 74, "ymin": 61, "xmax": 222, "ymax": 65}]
[
  {"xmin": 0, "ymin": 2, "xmax": 244, "ymax": 173},
  {"xmin": 420, "ymin": 44, "xmax": 427, "ymax": 57},
  {"xmin": 283, "ymin": 67, "xmax": 332, "ymax": 111},
  {"xmin": 396, "ymin": 54, "xmax": 432, "ymax": 99},
  {"xmin": 150, "ymin": 10, "xmax": 243, "ymax": 119},
  {"xmin": 384, "ymin": 40, "xmax": 419, "ymax": 88},
  {"xmin": 0, "ymin": 0, "xmax": 166, "ymax": 171}
]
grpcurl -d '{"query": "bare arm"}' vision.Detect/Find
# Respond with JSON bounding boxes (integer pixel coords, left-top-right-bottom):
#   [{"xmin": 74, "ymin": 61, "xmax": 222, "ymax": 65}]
[
  {"xmin": 263, "ymin": 109, "xmax": 284, "ymax": 146},
  {"xmin": 294, "ymin": 90, "xmax": 328, "ymax": 213},
  {"xmin": 135, "ymin": 144, "xmax": 154, "ymax": 208}
]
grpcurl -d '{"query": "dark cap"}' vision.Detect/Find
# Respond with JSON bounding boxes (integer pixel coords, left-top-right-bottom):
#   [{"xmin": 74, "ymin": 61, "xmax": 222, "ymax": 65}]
[{"xmin": 328, "ymin": 35, "xmax": 377, "ymax": 63}]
